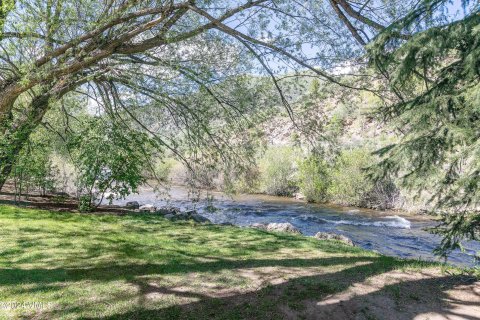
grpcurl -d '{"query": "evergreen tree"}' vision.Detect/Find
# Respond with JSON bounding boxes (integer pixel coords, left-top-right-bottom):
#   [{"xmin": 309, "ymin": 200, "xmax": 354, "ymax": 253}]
[{"xmin": 369, "ymin": 0, "xmax": 480, "ymax": 256}]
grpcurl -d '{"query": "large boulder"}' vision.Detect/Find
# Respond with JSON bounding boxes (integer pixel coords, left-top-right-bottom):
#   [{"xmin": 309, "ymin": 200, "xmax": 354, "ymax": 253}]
[
  {"xmin": 162, "ymin": 209, "xmax": 210, "ymax": 224},
  {"xmin": 314, "ymin": 232, "xmax": 354, "ymax": 246},
  {"xmin": 266, "ymin": 222, "xmax": 301, "ymax": 234},
  {"xmin": 139, "ymin": 204, "xmax": 156, "ymax": 213},
  {"xmin": 125, "ymin": 201, "xmax": 140, "ymax": 209}
]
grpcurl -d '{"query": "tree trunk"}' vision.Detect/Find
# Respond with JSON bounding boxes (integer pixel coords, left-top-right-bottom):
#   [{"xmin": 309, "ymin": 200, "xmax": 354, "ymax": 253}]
[
  {"xmin": 0, "ymin": 92, "xmax": 52, "ymax": 191},
  {"xmin": 0, "ymin": 77, "xmax": 83, "ymax": 191}
]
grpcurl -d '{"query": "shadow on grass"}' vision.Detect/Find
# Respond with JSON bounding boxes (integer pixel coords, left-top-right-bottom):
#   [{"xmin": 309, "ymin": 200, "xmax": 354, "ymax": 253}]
[
  {"xmin": 59, "ymin": 258, "xmax": 476, "ymax": 320},
  {"xmin": 1, "ymin": 205, "xmax": 478, "ymax": 319},
  {"xmin": 0, "ymin": 198, "xmax": 78, "ymax": 210},
  {"xmin": 0, "ymin": 256, "xmax": 377, "ymax": 285},
  {"xmin": 1, "ymin": 206, "xmax": 360, "ymax": 268},
  {"xmin": 95, "ymin": 274, "xmax": 478, "ymax": 320},
  {"xmin": 3, "ymin": 253, "xmax": 477, "ymax": 319}
]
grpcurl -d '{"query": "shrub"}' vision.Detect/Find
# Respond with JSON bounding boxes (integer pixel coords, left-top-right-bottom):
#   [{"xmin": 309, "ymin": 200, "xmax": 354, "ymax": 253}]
[
  {"xmin": 69, "ymin": 118, "xmax": 153, "ymax": 210},
  {"xmin": 362, "ymin": 178, "xmax": 400, "ymax": 210},
  {"xmin": 153, "ymin": 158, "xmax": 176, "ymax": 182},
  {"xmin": 222, "ymin": 164, "xmax": 262, "ymax": 194},
  {"xmin": 259, "ymin": 146, "xmax": 298, "ymax": 196},
  {"xmin": 298, "ymin": 156, "xmax": 330, "ymax": 202},
  {"xmin": 11, "ymin": 135, "xmax": 58, "ymax": 198},
  {"xmin": 328, "ymin": 148, "xmax": 374, "ymax": 206},
  {"xmin": 327, "ymin": 147, "xmax": 399, "ymax": 209},
  {"xmin": 78, "ymin": 195, "xmax": 94, "ymax": 213}
]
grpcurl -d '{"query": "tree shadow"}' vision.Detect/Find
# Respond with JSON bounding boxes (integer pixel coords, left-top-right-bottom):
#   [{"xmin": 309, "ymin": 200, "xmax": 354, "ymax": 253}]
[
  {"xmin": 0, "ymin": 256, "xmax": 377, "ymax": 285},
  {"xmin": 1, "ymin": 208, "xmax": 478, "ymax": 319},
  {"xmin": 77, "ymin": 259, "xmax": 478, "ymax": 320},
  {"xmin": 0, "ymin": 208, "xmax": 361, "ymax": 271},
  {"xmin": 0, "ymin": 198, "xmax": 78, "ymax": 210},
  {"xmin": 3, "ymin": 254, "xmax": 476, "ymax": 319}
]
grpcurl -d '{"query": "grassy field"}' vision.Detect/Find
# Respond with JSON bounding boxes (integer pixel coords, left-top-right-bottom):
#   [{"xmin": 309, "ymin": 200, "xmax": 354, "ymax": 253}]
[{"xmin": 0, "ymin": 205, "xmax": 478, "ymax": 320}]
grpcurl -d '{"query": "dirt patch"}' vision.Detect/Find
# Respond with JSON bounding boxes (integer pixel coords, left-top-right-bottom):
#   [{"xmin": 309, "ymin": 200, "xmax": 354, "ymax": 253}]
[
  {"xmin": 0, "ymin": 183, "xmax": 133, "ymax": 215},
  {"xmin": 298, "ymin": 269, "xmax": 479, "ymax": 320},
  {"xmin": 120, "ymin": 261, "xmax": 479, "ymax": 320}
]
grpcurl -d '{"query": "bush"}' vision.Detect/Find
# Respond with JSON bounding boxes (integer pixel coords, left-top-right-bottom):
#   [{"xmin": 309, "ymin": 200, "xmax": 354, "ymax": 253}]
[
  {"xmin": 327, "ymin": 148, "xmax": 399, "ymax": 209},
  {"xmin": 362, "ymin": 179, "xmax": 399, "ymax": 210},
  {"xmin": 298, "ymin": 156, "xmax": 330, "ymax": 202},
  {"xmin": 69, "ymin": 118, "xmax": 153, "ymax": 210},
  {"xmin": 78, "ymin": 195, "xmax": 94, "ymax": 213},
  {"xmin": 328, "ymin": 148, "xmax": 374, "ymax": 207},
  {"xmin": 222, "ymin": 164, "xmax": 261, "ymax": 194},
  {"xmin": 259, "ymin": 146, "xmax": 298, "ymax": 196},
  {"xmin": 11, "ymin": 135, "xmax": 58, "ymax": 198},
  {"xmin": 152, "ymin": 158, "xmax": 176, "ymax": 182}
]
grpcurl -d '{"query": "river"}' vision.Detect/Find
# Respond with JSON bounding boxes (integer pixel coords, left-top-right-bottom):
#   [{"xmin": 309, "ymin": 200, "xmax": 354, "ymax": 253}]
[{"xmin": 111, "ymin": 186, "xmax": 480, "ymax": 267}]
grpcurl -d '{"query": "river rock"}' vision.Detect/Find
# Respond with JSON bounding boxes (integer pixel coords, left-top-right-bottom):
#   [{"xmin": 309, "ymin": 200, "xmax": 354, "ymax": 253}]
[
  {"xmin": 314, "ymin": 232, "xmax": 354, "ymax": 246},
  {"xmin": 139, "ymin": 204, "xmax": 156, "ymax": 213},
  {"xmin": 250, "ymin": 223, "xmax": 301, "ymax": 234},
  {"xmin": 190, "ymin": 214, "xmax": 211, "ymax": 223},
  {"xmin": 300, "ymin": 215, "xmax": 327, "ymax": 223},
  {"xmin": 250, "ymin": 223, "xmax": 268, "ymax": 230},
  {"xmin": 125, "ymin": 201, "xmax": 140, "ymax": 209},
  {"xmin": 173, "ymin": 212, "xmax": 190, "ymax": 221},
  {"xmin": 418, "ymin": 209, "xmax": 430, "ymax": 215},
  {"xmin": 185, "ymin": 210, "xmax": 198, "ymax": 216},
  {"xmin": 156, "ymin": 207, "xmax": 180, "ymax": 215},
  {"xmin": 266, "ymin": 222, "xmax": 301, "ymax": 234}
]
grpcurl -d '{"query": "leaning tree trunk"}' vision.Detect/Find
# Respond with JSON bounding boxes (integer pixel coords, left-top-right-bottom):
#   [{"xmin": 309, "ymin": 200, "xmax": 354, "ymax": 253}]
[
  {"xmin": 0, "ymin": 77, "xmax": 82, "ymax": 191},
  {"xmin": 0, "ymin": 94, "xmax": 51, "ymax": 191}
]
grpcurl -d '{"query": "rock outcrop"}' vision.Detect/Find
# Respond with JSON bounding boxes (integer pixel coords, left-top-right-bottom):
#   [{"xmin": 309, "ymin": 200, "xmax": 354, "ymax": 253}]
[
  {"xmin": 267, "ymin": 222, "xmax": 301, "ymax": 234},
  {"xmin": 251, "ymin": 222, "xmax": 301, "ymax": 234},
  {"xmin": 314, "ymin": 232, "xmax": 354, "ymax": 246},
  {"xmin": 162, "ymin": 209, "xmax": 211, "ymax": 224},
  {"xmin": 250, "ymin": 223, "xmax": 268, "ymax": 230},
  {"xmin": 190, "ymin": 214, "xmax": 210, "ymax": 223}
]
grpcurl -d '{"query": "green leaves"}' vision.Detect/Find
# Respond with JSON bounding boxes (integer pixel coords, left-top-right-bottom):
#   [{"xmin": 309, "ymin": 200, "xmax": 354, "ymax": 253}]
[
  {"xmin": 369, "ymin": 1, "xmax": 480, "ymax": 256},
  {"xmin": 68, "ymin": 118, "xmax": 155, "ymax": 208},
  {"xmin": 0, "ymin": 0, "xmax": 14, "ymax": 33},
  {"xmin": 10, "ymin": 129, "xmax": 58, "ymax": 197},
  {"xmin": 298, "ymin": 156, "xmax": 330, "ymax": 203}
]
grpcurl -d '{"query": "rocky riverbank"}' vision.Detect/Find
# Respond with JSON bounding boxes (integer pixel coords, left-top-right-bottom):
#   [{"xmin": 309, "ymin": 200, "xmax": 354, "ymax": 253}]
[{"xmin": 122, "ymin": 201, "xmax": 357, "ymax": 246}]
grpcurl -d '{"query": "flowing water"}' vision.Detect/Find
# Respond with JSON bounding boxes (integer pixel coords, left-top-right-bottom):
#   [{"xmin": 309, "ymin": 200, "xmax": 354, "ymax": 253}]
[{"xmin": 111, "ymin": 187, "xmax": 480, "ymax": 267}]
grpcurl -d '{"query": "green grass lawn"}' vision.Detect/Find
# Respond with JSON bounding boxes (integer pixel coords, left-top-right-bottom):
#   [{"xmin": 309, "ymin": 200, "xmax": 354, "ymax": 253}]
[{"xmin": 0, "ymin": 205, "xmax": 475, "ymax": 320}]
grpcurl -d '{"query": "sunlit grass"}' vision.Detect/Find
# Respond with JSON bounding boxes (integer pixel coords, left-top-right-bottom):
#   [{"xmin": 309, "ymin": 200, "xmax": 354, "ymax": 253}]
[{"xmin": 0, "ymin": 205, "xmax": 454, "ymax": 319}]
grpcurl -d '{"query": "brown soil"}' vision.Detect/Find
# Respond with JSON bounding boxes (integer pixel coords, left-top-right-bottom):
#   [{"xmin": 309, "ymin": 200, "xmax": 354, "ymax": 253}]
[
  {"xmin": 116, "ymin": 259, "xmax": 480, "ymax": 320},
  {"xmin": 0, "ymin": 183, "xmax": 130, "ymax": 214},
  {"xmin": 300, "ymin": 269, "xmax": 480, "ymax": 320}
]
